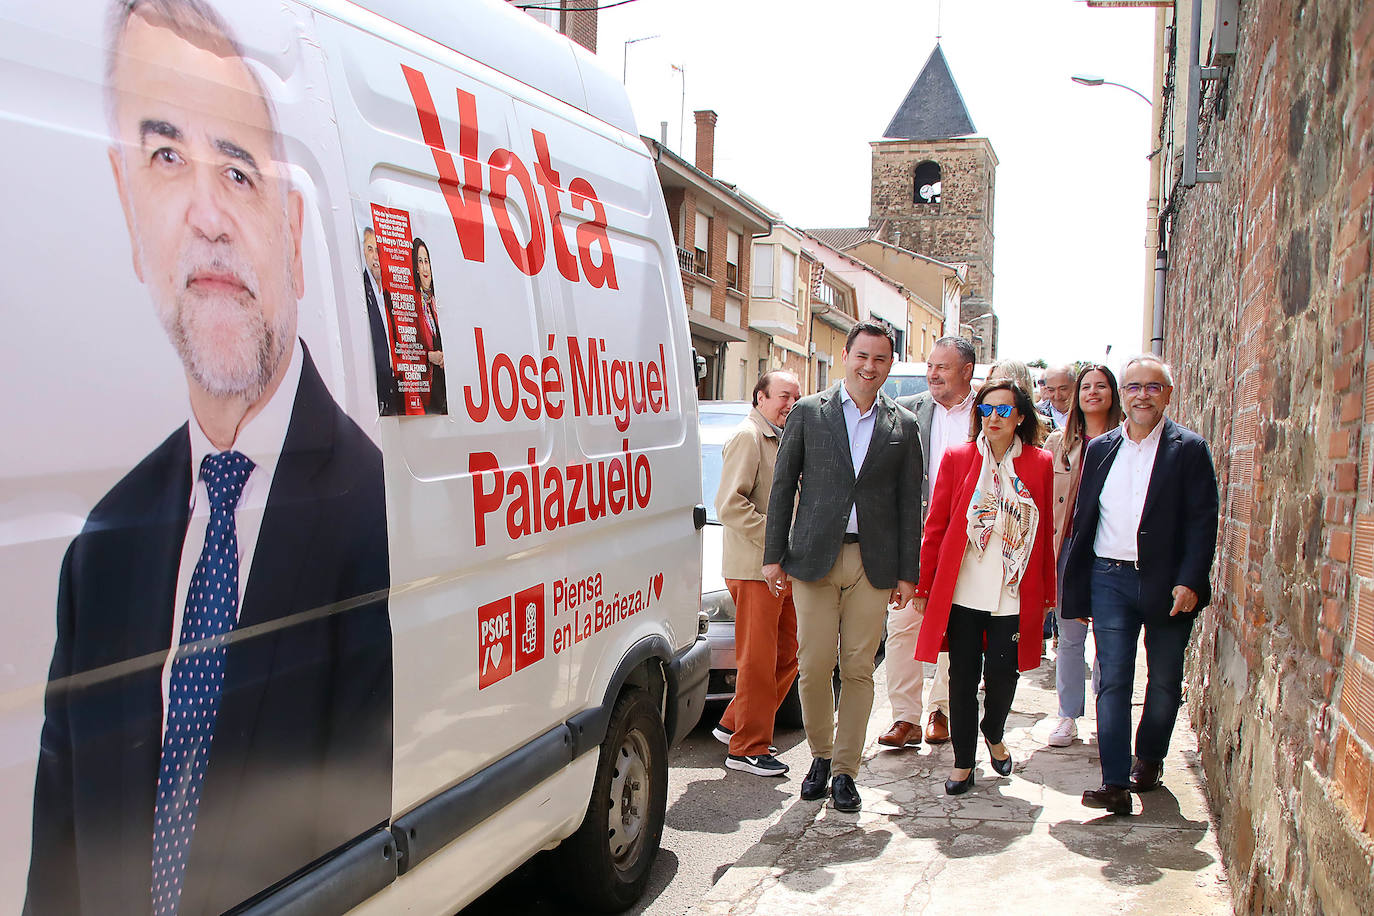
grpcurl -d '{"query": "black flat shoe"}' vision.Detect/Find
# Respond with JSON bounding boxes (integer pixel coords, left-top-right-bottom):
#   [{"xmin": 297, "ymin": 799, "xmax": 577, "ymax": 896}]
[
  {"xmin": 1129, "ymin": 758, "xmax": 1164, "ymax": 793},
  {"xmin": 800, "ymin": 757, "xmax": 831, "ymax": 801},
  {"xmin": 987, "ymin": 742, "xmax": 1013, "ymax": 777},
  {"xmin": 944, "ymin": 770, "xmax": 975, "ymax": 795},
  {"xmin": 830, "ymin": 774, "xmax": 861, "ymax": 812}
]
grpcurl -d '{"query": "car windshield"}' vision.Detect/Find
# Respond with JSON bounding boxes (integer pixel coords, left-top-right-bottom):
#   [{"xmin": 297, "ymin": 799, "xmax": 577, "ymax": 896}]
[
  {"xmin": 700, "ymin": 443, "xmax": 723, "ymax": 523},
  {"xmin": 700, "ymin": 411, "xmax": 748, "ymax": 426},
  {"xmin": 883, "ymin": 374, "xmax": 929, "ymax": 398}
]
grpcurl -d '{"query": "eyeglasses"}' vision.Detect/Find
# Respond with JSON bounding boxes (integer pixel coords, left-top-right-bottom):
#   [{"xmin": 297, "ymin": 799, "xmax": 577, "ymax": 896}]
[
  {"xmin": 977, "ymin": 403, "xmax": 1015, "ymax": 418},
  {"xmin": 1122, "ymin": 382, "xmax": 1168, "ymax": 397}
]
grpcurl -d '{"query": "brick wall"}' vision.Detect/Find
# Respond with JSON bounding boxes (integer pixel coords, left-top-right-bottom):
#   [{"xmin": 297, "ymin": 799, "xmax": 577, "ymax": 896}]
[
  {"xmin": 1163, "ymin": 1, "xmax": 1374, "ymax": 911},
  {"xmin": 559, "ymin": 0, "xmax": 596, "ymax": 53}
]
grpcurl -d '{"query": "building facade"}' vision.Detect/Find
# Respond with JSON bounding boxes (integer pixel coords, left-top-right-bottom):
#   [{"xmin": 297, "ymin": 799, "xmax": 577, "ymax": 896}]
[
  {"xmin": 1141, "ymin": 0, "xmax": 1374, "ymax": 911},
  {"xmin": 646, "ymin": 111, "xmax": 770, "ymax": 401}
]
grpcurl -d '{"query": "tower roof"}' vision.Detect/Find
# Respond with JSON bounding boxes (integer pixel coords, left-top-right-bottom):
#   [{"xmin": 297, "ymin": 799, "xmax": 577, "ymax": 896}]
[{"xmin": 882, "ymin": 44, "xmax": 976, "ymax": 141}]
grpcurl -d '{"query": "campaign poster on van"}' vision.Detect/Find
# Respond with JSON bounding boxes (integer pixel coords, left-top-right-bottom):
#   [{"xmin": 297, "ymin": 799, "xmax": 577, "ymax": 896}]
[
  {"xmin": 3, "ymin": 2, "xmax": 392, "ymax": 913},
  {"xmin": 361, "ymin": 204, "xmax": 449, "ymax": 416}
]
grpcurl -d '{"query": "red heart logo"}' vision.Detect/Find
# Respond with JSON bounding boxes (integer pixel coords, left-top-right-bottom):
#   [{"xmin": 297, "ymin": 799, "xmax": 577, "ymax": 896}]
[{"xmin": 653, "ymin": 573, "xmax": 663, "ymax": 600}]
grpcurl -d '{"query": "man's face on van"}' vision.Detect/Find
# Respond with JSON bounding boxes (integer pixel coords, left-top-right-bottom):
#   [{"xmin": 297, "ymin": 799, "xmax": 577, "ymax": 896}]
[
  {"xmin": 108, "ymin": 10, "xmax": 304, "ymax": 403},
  {"xmin": 364, "ymin": 230, "xmax": 382, "ymax": 284}
]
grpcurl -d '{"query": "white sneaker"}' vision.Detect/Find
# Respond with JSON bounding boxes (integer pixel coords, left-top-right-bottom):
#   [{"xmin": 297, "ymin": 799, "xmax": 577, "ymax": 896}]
[{"xmin": 1047, "ymin": 717, "xmax": 1077, "ymax": 747}]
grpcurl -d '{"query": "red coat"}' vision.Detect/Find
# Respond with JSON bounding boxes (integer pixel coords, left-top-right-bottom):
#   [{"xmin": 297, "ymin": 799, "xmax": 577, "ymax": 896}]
[{"xmin": 914, "ymin": 441, "xmax": 1057, "ymax": 672}]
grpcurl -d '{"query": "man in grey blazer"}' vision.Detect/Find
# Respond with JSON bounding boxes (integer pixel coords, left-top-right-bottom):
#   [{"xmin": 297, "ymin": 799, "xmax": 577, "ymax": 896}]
[
  {"xmin": 763, "ymin": 321, "xmax": 923, "ymax": 812},
  {"xmin": 878, "ymin": 336, "xmax": 976, "ymax": 750}
]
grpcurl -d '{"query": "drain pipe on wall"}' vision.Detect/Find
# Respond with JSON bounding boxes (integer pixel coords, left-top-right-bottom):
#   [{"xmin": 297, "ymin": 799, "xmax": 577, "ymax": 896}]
[{"xmin": 1151, "ymin": 247, "xmax": 1167, "ymax": 356}]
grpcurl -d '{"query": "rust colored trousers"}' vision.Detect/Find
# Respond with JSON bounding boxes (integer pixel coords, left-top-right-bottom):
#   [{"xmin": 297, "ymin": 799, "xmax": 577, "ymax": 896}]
[{"xmin": 718, "ymin": 579, "xmax": 799, "ymax": 756}]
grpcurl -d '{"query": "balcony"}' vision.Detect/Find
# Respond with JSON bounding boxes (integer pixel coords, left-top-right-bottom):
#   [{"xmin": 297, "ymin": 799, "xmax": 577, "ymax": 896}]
[{"xmin": 676, "ymin": 245, "xmax": 694, "ymax": 274}]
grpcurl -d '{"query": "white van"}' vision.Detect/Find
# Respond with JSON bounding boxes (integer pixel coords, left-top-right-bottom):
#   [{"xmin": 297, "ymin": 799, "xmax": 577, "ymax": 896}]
[{"xmin": 0, "ymin": 1, "xmax": 708, "ymax": 913}]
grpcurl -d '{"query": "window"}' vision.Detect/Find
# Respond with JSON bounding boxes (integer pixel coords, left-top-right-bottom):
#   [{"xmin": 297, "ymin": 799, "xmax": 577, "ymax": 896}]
[
  {"xmin": 779, "ymin": 249, "xmax": 797, "ymax": 304},
  {"xmin": 758, "ymin": 357, "xmax": 767, "ymax": 380},
  {"xmin": 752, "ymin": 244, "xmax": 774, "ymax": 298},
  {"xmin": 816, "ymin": 358, "xmax": 829, "ymax": 390},
  {"xmin": 694, "ymin": 212, "xmax": 711, "ymax": 275},
  {"xmin": 892, "ymin": 326, "xmax": 906, "ymax": 359},
  {"xmin": 914, "ymin": 160, "xmax": 942, "ymax": 204},
  {"xmin": 726, "ymin": 231, "xmax": 742, "ymax": 290}
]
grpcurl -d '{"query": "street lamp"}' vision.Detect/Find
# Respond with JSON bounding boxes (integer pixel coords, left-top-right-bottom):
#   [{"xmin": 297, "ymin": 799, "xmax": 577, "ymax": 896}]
[
  {"xmin": 622, "ymin": 34, "xmax": 659, "ymax": 84},
  {"xmin": 1071, "ymin": 74, "xmax": 1152, "ymax": 106}
]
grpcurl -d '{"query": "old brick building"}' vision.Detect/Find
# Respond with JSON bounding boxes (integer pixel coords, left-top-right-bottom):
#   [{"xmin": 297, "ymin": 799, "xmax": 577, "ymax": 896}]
[
  {"xmin": 511, "ymin": 0, "xmax": 597, "ymax": 53},
  {"xmin": 1146, "ymin": 0, "xmax": 1374, "ymax": 911}
]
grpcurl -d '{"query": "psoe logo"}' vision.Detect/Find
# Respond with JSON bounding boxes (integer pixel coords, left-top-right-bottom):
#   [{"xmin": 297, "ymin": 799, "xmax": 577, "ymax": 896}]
[{"xmin": 477, "ymin": 583, "xmax": 547, "ymax": 689}]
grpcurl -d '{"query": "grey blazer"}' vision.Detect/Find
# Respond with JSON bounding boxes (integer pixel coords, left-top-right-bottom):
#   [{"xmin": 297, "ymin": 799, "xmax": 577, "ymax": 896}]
[
  {"xmin": 764, "ymin": 384, "xmax": 923, "ymax": 588},
  {"xmin": 896, "ymin": 392, "xmax": 936, "ymax": 515}
]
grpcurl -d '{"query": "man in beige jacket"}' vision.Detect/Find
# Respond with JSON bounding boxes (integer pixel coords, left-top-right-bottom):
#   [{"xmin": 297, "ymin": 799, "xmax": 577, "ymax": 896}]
[{"xmin": 713, "ymin": 369, "xmax": 801, "ymax": 776}]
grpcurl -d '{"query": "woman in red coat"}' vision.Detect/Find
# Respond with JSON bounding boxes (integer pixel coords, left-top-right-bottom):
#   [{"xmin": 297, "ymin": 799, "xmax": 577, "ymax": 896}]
[{"xmin": 912, "ymin": 379, "xmax": 1057, "ymax": 795}]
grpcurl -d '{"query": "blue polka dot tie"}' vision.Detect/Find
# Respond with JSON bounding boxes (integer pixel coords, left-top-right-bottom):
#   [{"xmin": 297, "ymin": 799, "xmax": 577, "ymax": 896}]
[{"xmin": 151, "ymin": 451, "xmax": 254, "ymax": 915}]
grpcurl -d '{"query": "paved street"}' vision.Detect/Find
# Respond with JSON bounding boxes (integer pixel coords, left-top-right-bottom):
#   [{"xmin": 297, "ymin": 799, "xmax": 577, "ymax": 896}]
[{"xmin": 467, "ymin": 641, "xmax": 1231, "ymax": 915}]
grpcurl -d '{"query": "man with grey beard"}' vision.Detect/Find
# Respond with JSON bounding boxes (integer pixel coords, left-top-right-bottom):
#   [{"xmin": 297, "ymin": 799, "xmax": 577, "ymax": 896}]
[{"xmin": 25, "ymin": 3, "xmax": 391, "ymax": 914}]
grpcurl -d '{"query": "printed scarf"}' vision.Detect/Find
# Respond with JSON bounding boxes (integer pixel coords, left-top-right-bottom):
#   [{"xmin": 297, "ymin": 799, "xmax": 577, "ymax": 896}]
[{"xmin": 964, "ymin": 434, "xmax": 1038, "ymax": 592}]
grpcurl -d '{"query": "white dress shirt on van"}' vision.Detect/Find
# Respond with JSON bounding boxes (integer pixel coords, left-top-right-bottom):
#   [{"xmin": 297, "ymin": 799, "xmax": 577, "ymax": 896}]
[
  {"xmin": 839, "ymin": 382, "xmax": 877, "ymax": 534},
  {"xmin": 1093, "ymin": 418, "xmax": 1165, "ymax": 562},
  {"xmin": 160, "ymin": 340, "xmax": 303, "ymax": 740},
  {"xmin": 929, "ymin": 388, "xmax": 975, "ymax": 496}
]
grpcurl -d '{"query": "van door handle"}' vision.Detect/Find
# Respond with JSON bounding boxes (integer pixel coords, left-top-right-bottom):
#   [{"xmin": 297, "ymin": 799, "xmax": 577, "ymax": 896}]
[{"xmin": 693, "ymin": 505, "xmax": 707, "ymax": 529}]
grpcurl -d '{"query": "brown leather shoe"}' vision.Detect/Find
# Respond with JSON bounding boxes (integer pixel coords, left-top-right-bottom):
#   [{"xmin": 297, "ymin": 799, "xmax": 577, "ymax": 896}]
[
  {"xmin": 878, "ymin": 720, "xmax": 921, "ymax": 748},
  {"xmin": 924, "ymin": 709, "xmax": 950, "ymax": 744},
  {"xmin": 1130, "ymin": 759, "xmax": 1164, "ymax": 793},
  {"xmin": 1082, "ymin": 784, "xmax": 1133, "ymax": 815}
]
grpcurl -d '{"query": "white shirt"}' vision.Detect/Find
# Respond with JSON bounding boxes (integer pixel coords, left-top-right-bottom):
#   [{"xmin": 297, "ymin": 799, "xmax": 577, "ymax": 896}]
[
  {"xmin": 1050, "ymin": 404, "xmax": 1069, "ymax": 430},
  {"xmin": 928, "ymin": 388, "xmax": 975, "ymax": 498},
  {"xmin": 160, "ymin": 340, "xmax": 304, "ymax": 739},
  {"xmin": 839, "ymin": 381, "xmax": 878, "ymax": 534},
  {"xmin": 951, "ymin": 447, "xmax": 1023, "ymax": 616},
  {"xmin": 1094, "ymin": 418, "xmax": 1165, "ymax": 561}
]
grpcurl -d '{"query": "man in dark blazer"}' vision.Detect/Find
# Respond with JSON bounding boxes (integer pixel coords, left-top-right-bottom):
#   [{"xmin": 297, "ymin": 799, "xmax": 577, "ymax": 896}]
[
  {"xmin": 26, "ymin": 3, "xmax": 392, "ymax": 912},
  {"xmin": 1061, "ymin": 355, "xmax": 1218, "ymax": 816},
  {"xmin": 764, "ymin": 321, "xmax": 922, "ymax": 812},
  {"xmin": 363, "ymin": 226, "xmax": 403, "ymax": 416}
]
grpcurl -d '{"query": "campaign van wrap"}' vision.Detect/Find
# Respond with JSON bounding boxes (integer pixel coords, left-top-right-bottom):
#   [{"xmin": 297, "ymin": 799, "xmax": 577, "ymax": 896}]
[{"xmin": 2, "ymin": 1, "xmax": 705, "ymax": 913}]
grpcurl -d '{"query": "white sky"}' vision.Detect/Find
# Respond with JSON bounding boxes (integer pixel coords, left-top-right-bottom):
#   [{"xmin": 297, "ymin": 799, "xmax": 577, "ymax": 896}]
[{"xmin": 593, "ymin": 0, "xmax": 1159, "ymax": 368}]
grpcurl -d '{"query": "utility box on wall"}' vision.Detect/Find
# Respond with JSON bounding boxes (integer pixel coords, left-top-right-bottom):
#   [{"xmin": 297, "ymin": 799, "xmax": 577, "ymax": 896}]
[{"xmin": 1209, "ymin": 0, "xmax": 1239, "ymax": 66}]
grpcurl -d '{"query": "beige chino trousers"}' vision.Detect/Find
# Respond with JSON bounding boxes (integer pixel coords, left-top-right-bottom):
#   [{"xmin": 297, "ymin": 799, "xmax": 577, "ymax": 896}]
[{"xmin": 791, "ymin": 542, "xmax": 889, "ymax": 779}]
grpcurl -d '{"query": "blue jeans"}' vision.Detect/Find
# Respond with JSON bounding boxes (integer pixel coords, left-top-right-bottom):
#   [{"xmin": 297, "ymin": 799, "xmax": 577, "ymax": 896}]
[
  {"xmin": 1090, "ymin": 559, "xmax": 1194, "ymax": 787},
  {"xmin": 1055, "ymin": 615, "xmax": 1100, "ymax": 719}
]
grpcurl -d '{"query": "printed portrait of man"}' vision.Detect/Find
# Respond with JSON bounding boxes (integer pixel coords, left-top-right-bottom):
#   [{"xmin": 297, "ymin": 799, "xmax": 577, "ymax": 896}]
[{"xmin": 24, "ymin": 2, "xmax": 393, "ymax": 914}]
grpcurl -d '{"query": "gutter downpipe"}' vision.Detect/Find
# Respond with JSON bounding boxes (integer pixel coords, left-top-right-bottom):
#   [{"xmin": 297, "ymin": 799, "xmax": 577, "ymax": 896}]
[{"xmin": 1151, "ymin": 248, "xmax": 1167, "ymax": 356}]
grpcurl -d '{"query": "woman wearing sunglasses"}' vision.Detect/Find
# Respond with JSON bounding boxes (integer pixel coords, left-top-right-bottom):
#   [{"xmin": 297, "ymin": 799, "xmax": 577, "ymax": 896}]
[
  {"xmin": 912, "ymin": 379, "xmax": 1057, "ymax": 794},
  {"xmin": 1042, "ymin": 365, "xmax": 1125, "ymax": 748}
]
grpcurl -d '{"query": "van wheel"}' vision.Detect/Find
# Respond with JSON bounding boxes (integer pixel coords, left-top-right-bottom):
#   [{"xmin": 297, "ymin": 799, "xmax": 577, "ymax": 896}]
[{"xmin": 556, "ymin": 688, "xmax": 667, "ymax": 911}]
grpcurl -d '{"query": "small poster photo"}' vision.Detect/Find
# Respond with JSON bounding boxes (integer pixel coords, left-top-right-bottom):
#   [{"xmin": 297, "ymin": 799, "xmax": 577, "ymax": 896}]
[{"xmin": 364, "ymin": 204, "xmax": 447, "ymax": 416}]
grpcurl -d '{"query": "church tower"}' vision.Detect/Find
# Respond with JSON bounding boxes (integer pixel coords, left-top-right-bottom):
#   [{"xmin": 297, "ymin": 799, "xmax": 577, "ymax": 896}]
[{"xmin": 870, "ymin": 44, "xmax": 997, "ymax": 356}]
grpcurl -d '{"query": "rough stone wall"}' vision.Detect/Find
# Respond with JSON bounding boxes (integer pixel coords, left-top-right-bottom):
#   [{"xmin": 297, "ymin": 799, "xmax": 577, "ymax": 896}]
[
  {"xmin": 1162, "ymin": 1, "xmax": 1374, "ymax": 912},
  {"xmin": 869, "ymin": 138, "xmax": 996, "ymax": 303}
]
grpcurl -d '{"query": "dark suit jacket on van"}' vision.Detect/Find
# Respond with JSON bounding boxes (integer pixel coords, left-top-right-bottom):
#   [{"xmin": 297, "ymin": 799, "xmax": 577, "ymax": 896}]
[
  {"xmin": 764, "ymin": 384, "xmax": 923, "ymax": 589},
  {"xmin": 365, "ymin": 270, "xmax": 403, "ymax": 415},
  {"xmin": 1060, "ymin": 417, "xmax": 1219, "ymax": 623},
  {"xmin": 25, "ymin": 345, "xmax": 393, "ymax": 916}
]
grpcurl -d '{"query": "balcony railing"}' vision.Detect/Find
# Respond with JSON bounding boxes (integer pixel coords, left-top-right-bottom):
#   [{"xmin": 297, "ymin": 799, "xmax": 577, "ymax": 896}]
[
  {"xmin": 676, "ymin": 245, "xmax": 694, "ymax": 274},
  {"xmin": 726, "ymin": 262, "xmax": 739, "ymax": 291}
]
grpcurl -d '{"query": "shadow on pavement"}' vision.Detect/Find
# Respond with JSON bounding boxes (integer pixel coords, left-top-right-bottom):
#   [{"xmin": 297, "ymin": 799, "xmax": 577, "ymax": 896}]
[{"xmin": 1047, "ymin": 787, "xmax": 1215, "ymax": 886}]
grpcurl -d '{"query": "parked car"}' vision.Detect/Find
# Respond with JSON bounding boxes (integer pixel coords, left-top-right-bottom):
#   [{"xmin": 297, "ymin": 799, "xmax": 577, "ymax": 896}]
[
  {"xmin": 883, "ymin": 360, "xmax": 991, "ymax": 400},
  {"xmin": 697, "ymin": 402, "xmax": 806, "ymax": 727}
]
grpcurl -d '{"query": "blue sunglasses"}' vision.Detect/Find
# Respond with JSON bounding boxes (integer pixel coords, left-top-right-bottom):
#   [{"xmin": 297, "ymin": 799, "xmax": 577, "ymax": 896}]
[{"xmin": 977, "ymin": 403, "xmax": 1015, "ymax": 418}]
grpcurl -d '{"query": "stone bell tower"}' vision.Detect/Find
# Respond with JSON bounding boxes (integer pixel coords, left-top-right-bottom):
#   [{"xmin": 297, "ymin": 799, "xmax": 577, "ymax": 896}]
[{"xmin": 870, "ymin": 43, "xmax": 997, "ymax": 357}]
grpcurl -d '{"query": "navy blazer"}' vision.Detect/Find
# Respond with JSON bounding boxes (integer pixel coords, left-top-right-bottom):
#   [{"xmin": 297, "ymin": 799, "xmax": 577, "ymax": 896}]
[
  {"xmin": 25, "ymin": 345, "xmax": 393, "ymax": 916},
  {"xmin": 764, "ymin": 384, "xmax": 923, "ymax": 588},
  {"xmin": 365, "ymin": 270, "xmax": 403, "ymax": 416},
  {"xmin": 1060, "ymin": 417, "xmax": 1219, "ymax": 623}
]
